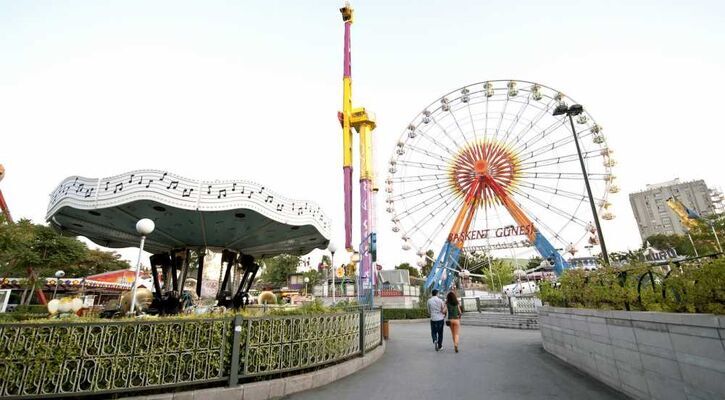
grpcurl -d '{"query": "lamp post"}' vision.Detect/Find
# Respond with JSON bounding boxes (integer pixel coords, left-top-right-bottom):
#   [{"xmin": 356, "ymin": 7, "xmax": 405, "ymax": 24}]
[
  {"xmin": 52, "ymin": 270, "xmax": 65, "ymax": 299},
  {"xmin": 554, "ymin": 103, "xmax": 610, "ymax": 266},
  {"xmin": 303, "ymin": 276, "xmax": 310, "ymax": 297},
  {"xmin": 328, "ymin": 242, "xmax": 338, "ymax": 304},
  {"xmin": 130, "ymin": 218, "xmax": 155, "ymax": 315}
]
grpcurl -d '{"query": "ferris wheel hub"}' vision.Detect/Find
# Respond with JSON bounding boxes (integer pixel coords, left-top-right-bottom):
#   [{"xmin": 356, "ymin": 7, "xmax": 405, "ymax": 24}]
[{"xmin": 474, "ymin": 159, "xmax": 489, "ymax": 176}]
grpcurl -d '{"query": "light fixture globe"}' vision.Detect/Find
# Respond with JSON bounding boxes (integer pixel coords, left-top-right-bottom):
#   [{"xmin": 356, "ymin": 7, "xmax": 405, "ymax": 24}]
[
  {"xmin": 350, "ymin": 251, "xmax": 361, "ymax": 263},
  {"xmin": 55, "ymin": 270, "xmax": 65, "ymax": 279},
  {"xmin": 136, "ymin": 218, "xmax": 155, "ymax": 236},
  {"xmin": 328, "ymin": 242, "xmax": 338, "ymax": 253}
]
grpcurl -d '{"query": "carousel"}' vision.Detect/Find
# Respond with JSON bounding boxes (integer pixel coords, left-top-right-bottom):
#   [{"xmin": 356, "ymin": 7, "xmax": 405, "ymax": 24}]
[{"xmin": 46, "ymin": 169, "xmax": 331, "ymax": 314}]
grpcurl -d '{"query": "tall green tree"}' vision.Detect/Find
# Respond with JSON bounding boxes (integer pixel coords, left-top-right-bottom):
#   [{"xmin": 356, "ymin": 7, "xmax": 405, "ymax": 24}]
[
  {"xmin": 646, "ymin": 214, "xmax": 725, "ymax": 257},
  {"xmin": 258, "ymin": 254, "xmax": 301, "ymax": 287},
  {"xmin": 421, "ymin": 249, "xmax": 435, "ymax": 278},
  {"xmin": 481, "ymin": 259, "xmax": 515, "ymax": 292},
  {"xmin": 395, "ymin": 262, "xmax": 420, "ymax": 278},
  {"xmin": 645, "ymin": 234, "xmax": 701, "ymax": 257},
  {"xmin": 0, "ymin": 218, "xmax": 130, "ymax": 278},
  {"xmin": 526, "ymin": 256, "xmax": 543, "ymax": 269},
  {"xmin": 303, "ymin": 269, "xmax": 325, "ymax": 285}
]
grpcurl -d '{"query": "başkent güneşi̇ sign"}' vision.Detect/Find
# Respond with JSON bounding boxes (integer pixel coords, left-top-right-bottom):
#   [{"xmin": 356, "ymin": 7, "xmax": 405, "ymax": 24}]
[{"xmin": 447, "ymin": 223, "xmax": 535, "ymax": 243}]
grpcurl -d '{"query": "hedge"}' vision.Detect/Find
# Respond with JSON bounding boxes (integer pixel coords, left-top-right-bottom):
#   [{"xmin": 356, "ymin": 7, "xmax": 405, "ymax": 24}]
[
  {"xmin": 539, "ymin": 258, "xmax": 725, "ymax": 314},
  {"xmin": 383, "ymin": 308, "xmax": 429, "ymax": 320}
]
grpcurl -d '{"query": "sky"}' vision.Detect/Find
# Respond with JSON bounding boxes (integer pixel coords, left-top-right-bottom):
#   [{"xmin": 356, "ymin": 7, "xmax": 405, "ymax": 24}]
[{"xmin": 1, "ymin": 0, "xmax": 724, "ymax": 268}]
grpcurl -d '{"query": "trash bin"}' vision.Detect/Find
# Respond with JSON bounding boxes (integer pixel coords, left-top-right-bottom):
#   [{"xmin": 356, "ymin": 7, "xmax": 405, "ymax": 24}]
[{"xmin": 382, "ymin": 320, "xmax": 389, "ymax": 340}]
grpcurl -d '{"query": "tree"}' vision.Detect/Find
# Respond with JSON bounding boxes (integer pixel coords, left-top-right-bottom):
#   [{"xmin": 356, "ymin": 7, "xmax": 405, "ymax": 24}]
[
  {"xmin": 395, "ymin": 262, "xmax": 420, "ymax": 278},
  {"xmin": 303, "ymin": 269, "xmax": 325, "ymax": 285},
  {"xmin": 526, "ymin": 256, "xmax": 543, "ymax": 269},
  {"xmin": 645, "ymin": 234, "xmax": 700, "ymax": 257},
  {"xmin": 481, "ymin": 259, "xmax": 515, "ymax": 292},
  {"xmin": 258, "ymin": 254, "xmax": 301, "ymax": 287},
  {"xmin": 0, "ymin": 218, "xmax": 130, "ymax": 278},
  {"xmin": 645, "ymin": 214, "xmax": 725, "ymax": 257},
  {"xmin": 320, "ymin": 255, "xmax": 332, "ymax": 268},
  {"xmin": 76, "ymin": 249, "xmax": 133, "ymax": 276},
  {"xmin": 421, "ymin": 249, "xmax": 435, "ymax": 278}
]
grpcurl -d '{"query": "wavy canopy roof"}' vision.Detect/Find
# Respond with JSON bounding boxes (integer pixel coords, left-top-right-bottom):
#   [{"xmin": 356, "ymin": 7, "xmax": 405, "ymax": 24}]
[{"xmin": 46, "ymin": 169, "xmax": 331, "ymax": 257}]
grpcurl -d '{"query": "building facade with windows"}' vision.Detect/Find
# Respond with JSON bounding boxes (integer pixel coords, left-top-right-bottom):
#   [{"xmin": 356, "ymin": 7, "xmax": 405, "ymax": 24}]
[{"xmin": 629, "ymin": 178, "xmax": 721, "ymax": 242}]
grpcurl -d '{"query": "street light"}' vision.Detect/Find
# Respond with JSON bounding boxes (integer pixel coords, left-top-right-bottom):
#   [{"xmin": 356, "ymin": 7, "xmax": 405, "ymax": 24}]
[
  {"xmin": 328, "ymin": 242, "xmax": 338, "ymax": 304},
  {"xmin": 130, "ymin": 218, "xmax": 155, "ymax": 315},
  {"xmin": 303, "ymin": 276, "xmax": 310, "ymax": 296},
  {"xmin": 554, "ymin": 103, "xmax": 610, "ymax": 266},
  {"xmin": 52, "ymin": 270, "xmax": 65, "ymax": 299}
]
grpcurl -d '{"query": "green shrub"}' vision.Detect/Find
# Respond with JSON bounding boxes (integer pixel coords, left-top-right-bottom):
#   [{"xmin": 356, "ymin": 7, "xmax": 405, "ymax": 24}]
[
  {"xmin": 13, "ymin": 304, "xmax": 49, "ymax": 314},
  {"xmin": 382, "ymin": 308, "xmax": 429, "ymax": 320},
  {"xmin": 0, "ymin": 312, "xmax": 48, "ymax": 322},
  {"xmin": 539, "ymin": 258, "xmax": 725, "ymax": 314}
]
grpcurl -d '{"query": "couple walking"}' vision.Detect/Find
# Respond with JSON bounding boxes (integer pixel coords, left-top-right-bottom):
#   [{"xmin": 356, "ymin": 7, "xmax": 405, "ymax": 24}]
[{"xmin": 427, "ymin": 289, "xmax": 462, "ymax": 353}]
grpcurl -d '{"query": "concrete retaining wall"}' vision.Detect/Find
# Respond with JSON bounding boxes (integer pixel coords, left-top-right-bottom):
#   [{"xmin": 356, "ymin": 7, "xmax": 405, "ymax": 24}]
[
  {"xmin": 130, "ymin": 342, "xmax": 385, "ymax": 400},
  {"xmin": 539, "ymin": 306, "xmax": 725, "ymax": 400}
]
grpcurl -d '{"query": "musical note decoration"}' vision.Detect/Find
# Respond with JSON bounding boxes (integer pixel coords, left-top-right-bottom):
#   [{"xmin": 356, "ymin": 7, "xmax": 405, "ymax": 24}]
[{"xmin": 46, "ymin": 169, "xmax": 332, "ymax": 241}]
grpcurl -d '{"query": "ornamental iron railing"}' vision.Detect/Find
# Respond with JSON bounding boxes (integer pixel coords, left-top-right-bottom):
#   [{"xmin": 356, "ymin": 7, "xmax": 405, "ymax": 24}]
[
  {"xmin": 460, "ymin": 296, "xmax": 540, "ymax": 315},
  {"xmin": 0, "ymin": 308, "xmax": 383, "ymax": 399}
]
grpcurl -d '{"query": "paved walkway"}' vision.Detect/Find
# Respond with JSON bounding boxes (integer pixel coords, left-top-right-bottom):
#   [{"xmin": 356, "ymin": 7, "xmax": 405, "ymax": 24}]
[{"xmin": 286, "ymin": 322, "xmax": 627, "ymax": 400}]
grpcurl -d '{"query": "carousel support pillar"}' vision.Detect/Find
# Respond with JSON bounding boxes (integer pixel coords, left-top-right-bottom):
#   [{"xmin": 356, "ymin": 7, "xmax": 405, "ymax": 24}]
[
  {"xmin": 196, "ymin": 249, "xmax": 205, "ymax": 297},
  {"xmin": 148, "ymin": 253, "xmax": 168, "ymax": 301},
  {"xmin": 170, "ymin": 250, "xmax": 181, "ymax": 294},
  {"xmin": 176, "ymin": 249, "xmax": 191, "ymax": 293}
]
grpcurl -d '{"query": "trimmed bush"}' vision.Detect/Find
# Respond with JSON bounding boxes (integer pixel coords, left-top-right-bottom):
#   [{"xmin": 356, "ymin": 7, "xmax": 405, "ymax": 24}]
[
  {"xmin": 540, "ymin": 258, "xmax": 725, "ymax": 314},
  {"xmin": 383, "ymin": 308, "xmax": 429, "ymax": 320}
]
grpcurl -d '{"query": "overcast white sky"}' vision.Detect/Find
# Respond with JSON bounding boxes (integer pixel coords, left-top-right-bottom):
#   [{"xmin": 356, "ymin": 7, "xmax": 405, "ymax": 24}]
[{"xmin": 1, "ymin": 0, "xmax": 724, "ymax": 267}]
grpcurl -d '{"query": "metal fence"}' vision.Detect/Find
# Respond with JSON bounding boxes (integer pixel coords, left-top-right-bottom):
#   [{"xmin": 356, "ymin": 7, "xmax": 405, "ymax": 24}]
[
  {"xmin": 0, "ymin": 308, "xmax": 383, "ymax": 399},
  {"xmin": 460, "ymin": 296, "xmax": 541, "ymax": 315}
]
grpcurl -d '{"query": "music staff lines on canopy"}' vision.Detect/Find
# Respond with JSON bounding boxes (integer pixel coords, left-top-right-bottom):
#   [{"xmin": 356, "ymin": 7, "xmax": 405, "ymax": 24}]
[{"xmin": 46, "ymin": 169, "xmax": 331, "ymax": 257}]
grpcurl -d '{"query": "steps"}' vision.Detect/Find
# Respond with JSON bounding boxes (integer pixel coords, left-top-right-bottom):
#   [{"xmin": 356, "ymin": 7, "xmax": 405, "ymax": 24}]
[{"xmin": 461, "ymin": 312, "xmax": 539, "ymax": 330}]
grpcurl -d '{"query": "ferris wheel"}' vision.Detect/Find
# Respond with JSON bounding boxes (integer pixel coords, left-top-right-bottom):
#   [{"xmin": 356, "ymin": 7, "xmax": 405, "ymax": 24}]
[{"xmin": 385, "ymin": 80, "xmax": 618, "ymax": 290}]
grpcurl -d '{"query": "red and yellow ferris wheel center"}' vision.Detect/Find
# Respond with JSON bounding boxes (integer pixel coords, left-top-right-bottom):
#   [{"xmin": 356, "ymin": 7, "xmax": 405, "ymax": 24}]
[{"xmin": 449, "ymin": 140, "xmax": 521, "ymax": 206}]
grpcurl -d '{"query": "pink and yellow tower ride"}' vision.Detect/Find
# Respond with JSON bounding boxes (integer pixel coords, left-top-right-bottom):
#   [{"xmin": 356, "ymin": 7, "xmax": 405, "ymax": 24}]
[{"xmin": 338, "ymin": 2, "xmax": 377, "ymax": 304}]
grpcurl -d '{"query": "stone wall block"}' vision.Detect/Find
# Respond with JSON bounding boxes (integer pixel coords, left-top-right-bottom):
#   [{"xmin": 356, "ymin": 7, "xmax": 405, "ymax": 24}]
[
  {"xmin": 268, "ymin": 379, "xmax": 286, "ymax": 399},
  {"xmin": 669, "ymin": 332, "xmax": 725, "ymax": 362},
  {"xmin": 640, "ymin": 353, "xmax": 683, "ymax": 380},
  {"xmin": 593, "ymin": 353, "xmax": 619, "ymax": 382},
  {"xmin": 608, "ymin": 323, "xmax": 636, "ymax": 344},
  {"xmin": 668, "ymin": 324, "xmax": 720, "ymax": 339},
  {"xmin": 243, "ymin": 381, "xmax": 271, "ymax": 400},
  {"xmin": 613, "ymin": 346, "xmax": 643, "ymax": 370},
  {"xmin": 678, "ymin": 362, "xmax": 725, "ymax": 397},
  {"xmin": 283, "ymin": 375, "xmax": 313, "ymax": 396},
  {"xmin": 644, "ymin": 370, "xmax": 687, "ymax": 400},
  {"xmin": 541, "ymin": 307, "xmax": 725, "ymax": 400},
  {"xmin": 616, "ymin": 361, "xmax": 648, "ymax": 397}
]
